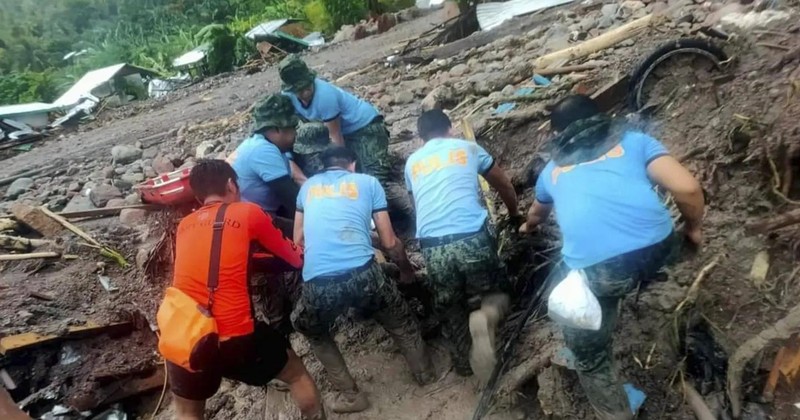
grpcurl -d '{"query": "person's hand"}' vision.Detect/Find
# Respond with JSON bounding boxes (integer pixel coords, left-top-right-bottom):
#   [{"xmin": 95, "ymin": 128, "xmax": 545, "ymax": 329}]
[
  {"xmin": 399, "ymin": 268, "xmax": 416, "ymax": 285},
  {"xmin": 519, "ymin": 221, "xmax": 536, "ymax": 234},
  {"xmin": 684, "ymin": 225, "xmax": 703, "ymax": 247}
]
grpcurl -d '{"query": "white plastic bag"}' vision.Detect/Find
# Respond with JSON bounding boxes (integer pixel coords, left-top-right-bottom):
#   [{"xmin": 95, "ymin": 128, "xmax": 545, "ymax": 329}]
[{"xmin": 547, "ymin": 269, "xmax": 602, "ymax": 330}]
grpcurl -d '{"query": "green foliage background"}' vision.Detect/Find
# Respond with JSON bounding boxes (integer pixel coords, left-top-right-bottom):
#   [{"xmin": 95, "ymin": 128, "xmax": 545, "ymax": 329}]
[{"xmin": 0, "ymin": 0, "xmax": 411, "ymax": 106}]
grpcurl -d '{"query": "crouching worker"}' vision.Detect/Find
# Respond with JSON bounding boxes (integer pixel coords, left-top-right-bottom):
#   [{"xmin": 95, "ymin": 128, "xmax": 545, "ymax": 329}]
[
  {"xmin": 405, "ymin": 110, "xmax": 519, "ymax": 381},
  {"xmin": 291, "ymin": 146, "xmax": 434, "ymax": 413},
  {"xmin": 157, "ymin": 159, "xmax": 325, "ymax": 420},
  {"xmin": 522, "ymin": 95, "xmax": 704, "ymax": 419}
]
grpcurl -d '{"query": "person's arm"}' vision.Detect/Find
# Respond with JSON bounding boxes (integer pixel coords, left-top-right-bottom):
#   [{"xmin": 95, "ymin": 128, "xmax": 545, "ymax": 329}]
[
  {"xmin": 373, "ymin": 210, "xmax": 415, "ymax": 283},
  {"xmin": 520, "ymin": 168, "xmax": 554, "ymax": 234},
  {"xmin": 482, "ymin": 164, "xmax": 519, "ymax": 217},
  {"xmin": 248, "ymin": 206, "xmax": 303, "ymax": 270},
  {"xmin": 289, "ymin": 160, "xmax": 308, "ymax": 185},
  {"xmin": 266, "ymin": 176, "xmax": 300, "ymax": 215},
  {"xmin": 647, "ymin": 155, "xmax": 705, "ymax": 244},
  {"xmin": 324, "ymin": 117, "xmax": 345, "ymax": 146},
  {"xmin": 520, "ymin": 200, "xmax": 553, "ymax": 233},
  {"xmin": 293, "ymin": 211, "xmax": 305, "ymax": 247}
]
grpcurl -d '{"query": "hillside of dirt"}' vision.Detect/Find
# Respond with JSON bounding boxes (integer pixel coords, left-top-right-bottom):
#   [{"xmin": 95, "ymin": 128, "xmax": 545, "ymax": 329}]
[{"xmin": 2, "ymin": 1, "xmax": 800, "ymax": 419}]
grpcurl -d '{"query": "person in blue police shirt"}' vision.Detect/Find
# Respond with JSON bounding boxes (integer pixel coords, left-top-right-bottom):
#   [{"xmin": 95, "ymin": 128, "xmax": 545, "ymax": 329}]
[
  {"xmin": 279, "ymin": 54, "xmax": 414, "ymax": 233},
  {"xmin": 405, "ymin": 109, "xmax": 519, "ymax": 382},
  {"xmin": 522, "ymin": 94, "xmax": 705, "ymax": 420},
  {"xmin": 227, "ymin": 94, "xmax": 303, "ymax": 237},
  {"xmin": 291, "ymin": 146, "xmax": 433, "ymax": 414}
]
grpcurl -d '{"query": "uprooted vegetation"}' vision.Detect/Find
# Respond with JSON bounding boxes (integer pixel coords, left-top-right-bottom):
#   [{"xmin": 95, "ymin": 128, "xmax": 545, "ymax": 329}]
[{"xmin": 2, "ymin": 1, "xmax": 800, "ymax": 419}]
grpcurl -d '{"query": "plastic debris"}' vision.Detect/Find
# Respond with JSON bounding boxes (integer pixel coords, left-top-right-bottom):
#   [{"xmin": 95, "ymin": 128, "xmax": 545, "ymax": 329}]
[
  {"xmin": 514, "ymin": 87, "xmax": 535, "ymax": 96},
  {"xmin": 532, "ymin": 74, "xmax": 552, "ymax": 86},
  {"xmin": 59, "ymin": 345, "xmax": 81, "ymax": 365},
  {"xmin": 494, "ymin": 102, "xmax": 517, "ymax": 115},
  {"xmin": 624, "ymin": 383, "xmax": 646, "ymax": 414},
  {"xmin": 98, "ymin": 275, "xmax": 119, "ymax": 292}
]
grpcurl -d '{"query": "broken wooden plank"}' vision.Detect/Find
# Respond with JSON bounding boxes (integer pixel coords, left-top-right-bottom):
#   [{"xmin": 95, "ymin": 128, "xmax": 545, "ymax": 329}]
[
  {"xmin": 70, "ymin": 366, "xmax": 166, "ymax": 412},
  {"xmin": 0, "ymin": 252, "xmax": 60, "ymax": 261},
  {"xmin": 0, "ymin": 235, "xmax": 54, "ymax": 252},
  {"xmin": 0, "ymin": 322, "xmax": 133, "ymax": 355},
  {"xmin": 746, "ymin": 208, "xmax": 800, "ymax": 233},
  {"xmin": 534, "ymin": 14, "xmax": 660, "ymax": 69},
  {"xmin": 10, "ymin": 203, "xmax": 64, "ymax": 237},
  {"xmin": 58, "ymin": 204, "xmax": 161, "ymax": 220},
  {"xmin": 38, "ymin": 206, "xmax": 129, "ymax": 267},
  {"xmin": 763, "ymin": 334, "xmax": 800, "ymax": 401},
  {"xmin": 591, "ymin": 75, "xmax": 631, "ymax": 112},
  {"xmin": 0, "ymin": 387, "xmax": 31, "ymax": 420},
  {"xmin": 29, "ymin": 291, "xmax": 55, "ymax": 301}
]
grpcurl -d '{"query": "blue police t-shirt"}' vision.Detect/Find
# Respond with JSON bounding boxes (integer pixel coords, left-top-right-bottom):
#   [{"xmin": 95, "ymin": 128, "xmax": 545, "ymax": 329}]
[
  {"xmin": 297, "ymin": 169, "xmax": 387, "ymax": 280},
  {"xmin": 535, "ymin": 131, "xmax": 673, "ymax": 269},
  {"xmin": 284, "ymin": 78, "xmax": 379, "ymax": 135},
  {"xmin": 231, "ymin": 134, "xmax": 290, "ymax": 213},
  {"xmin": 404, "ymin": 138, "xmax": 495, "ymax": 239}
]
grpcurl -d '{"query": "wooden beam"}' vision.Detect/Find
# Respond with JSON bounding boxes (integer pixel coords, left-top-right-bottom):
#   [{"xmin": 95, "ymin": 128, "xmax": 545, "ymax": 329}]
[
  {"xmin": 0, "ymin": 322, "xmax": 133, "ymax": 355},
  {"xmin": 11, "ymin": 204, "xmax": 64, "ymax": 237},
  {"xmin": 591, "ymin": 75, "xmax": 631, "ymax": 112},
  {"xmin": 0, "ymin": 252, "xmax": 60, "ymax": 261},
  {"xmin": 533, "ymin": 62, "xmax": 608, "ymax": 76},
  {"xmin": 534, "ymin": 14, "xmax": 659, "ymax": 69},
  {"xmin": 0, "ymin": 387, "xmax": 31, "ymax": 420},
  {"xmin": 58, "ymin": 204, "xmax": 162, "ymax": 220}
]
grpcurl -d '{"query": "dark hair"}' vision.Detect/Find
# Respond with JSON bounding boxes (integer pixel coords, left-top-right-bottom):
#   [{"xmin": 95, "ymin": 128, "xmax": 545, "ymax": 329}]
[
  {"xmin": 320, "ymin": 146, "xmax": 357, "ymax": 169},
  {"xmin": 417, "ymin": 109, "xmax": 452, "ymax": 141},
  {"xmin": 550, "ymin": 94, "xmax": 600, "ymax": 131},
  {"xmin": 189, "ymin": 159, "xmax": 238, "ymax": 201}
]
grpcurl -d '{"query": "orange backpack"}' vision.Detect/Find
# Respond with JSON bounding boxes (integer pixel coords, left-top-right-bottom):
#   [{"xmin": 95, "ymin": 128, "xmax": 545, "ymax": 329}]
[{"xmin": 157, "ymin": 203, "xmax": 228, "ymax": 372}]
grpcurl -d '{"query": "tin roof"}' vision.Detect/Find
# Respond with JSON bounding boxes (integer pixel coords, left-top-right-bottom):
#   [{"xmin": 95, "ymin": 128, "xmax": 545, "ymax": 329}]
[{"xmin": 477, "ymin": 0, "xmax": 575, "ymax": 31}]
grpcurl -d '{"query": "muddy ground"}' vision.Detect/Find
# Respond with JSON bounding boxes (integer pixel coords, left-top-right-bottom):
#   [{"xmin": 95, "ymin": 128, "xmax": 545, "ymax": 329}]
[{"xmin": 2, "ymin": 1, "xmax": 800, "ymax": 419}]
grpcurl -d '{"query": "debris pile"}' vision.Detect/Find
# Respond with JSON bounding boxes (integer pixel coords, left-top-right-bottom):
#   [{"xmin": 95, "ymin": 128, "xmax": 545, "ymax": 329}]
[{"xmin": 1, "ymin": 0, "xmax": 800, "ymax": 418}]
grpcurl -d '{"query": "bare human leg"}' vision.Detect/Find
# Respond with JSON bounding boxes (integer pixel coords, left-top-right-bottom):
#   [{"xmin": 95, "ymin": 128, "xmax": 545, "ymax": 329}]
[
  {"xmin": 172, "ymin": 394, "xmax": 206, "ymax": 420},
  {"xmin": 276, "ymin": 348, "xmax": 326, "ymax": 419}
]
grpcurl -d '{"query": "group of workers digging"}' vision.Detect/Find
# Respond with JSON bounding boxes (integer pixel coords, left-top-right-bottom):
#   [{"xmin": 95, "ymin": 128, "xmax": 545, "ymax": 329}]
[{"xmin": 158, "ymin": 54, "xmax": 705, "ymax": 420}]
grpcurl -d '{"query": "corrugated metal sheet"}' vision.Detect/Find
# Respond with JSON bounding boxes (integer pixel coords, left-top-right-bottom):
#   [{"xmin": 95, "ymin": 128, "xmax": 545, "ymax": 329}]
[
  {"xmin": 477, "ymin": 0, "xmax": 575, "ymax": 31},
  {"xmin": 54, "ymin": 64, "xmax": 157, "ymax": 108},
  {"xmin": 172, "ymin": 46, "xmax": 207, "ymax": 68},
  {"xmin": 245, "ymin": 19, "xmax": 303, "ymax": 40},
  {"xmin": 0, "ymin": 102, "xmax": 56, "ymax": 117}
]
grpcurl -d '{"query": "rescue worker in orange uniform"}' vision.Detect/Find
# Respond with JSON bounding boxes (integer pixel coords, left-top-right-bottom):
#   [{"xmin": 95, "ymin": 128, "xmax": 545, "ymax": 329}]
[{"xmin": 166, "ymin": 159, "xmax": 325, "ymax": 420}]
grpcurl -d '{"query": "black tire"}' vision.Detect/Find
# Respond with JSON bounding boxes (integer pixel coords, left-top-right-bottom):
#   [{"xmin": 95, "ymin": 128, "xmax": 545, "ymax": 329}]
[{"xmin": 628, "ymin": 38, "xmax": 728, "ymax": 110}]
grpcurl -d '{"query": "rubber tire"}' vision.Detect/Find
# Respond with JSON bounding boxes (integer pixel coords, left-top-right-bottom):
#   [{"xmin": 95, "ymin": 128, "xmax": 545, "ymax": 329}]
[{"xmin": 628, "ymin": 38, "xmax": 728, "ymax": 110}]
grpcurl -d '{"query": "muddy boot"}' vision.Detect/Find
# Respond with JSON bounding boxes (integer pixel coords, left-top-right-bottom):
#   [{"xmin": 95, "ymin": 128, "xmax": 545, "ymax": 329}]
[
  {"xmin": 330, "ymin": 390, "xmax": 370, "ymax": 413},
  {"xmin": 308, "ymin": 336, "xmax": 370, "ymax": 413},
  {"xmin": 469, "ymin": 293, "xmax": 510, "ymax": 382}
]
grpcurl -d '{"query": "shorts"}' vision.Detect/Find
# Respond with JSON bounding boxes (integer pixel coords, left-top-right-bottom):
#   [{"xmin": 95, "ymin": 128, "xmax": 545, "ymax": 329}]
[{"xmin": 167, "ymin": 322, "xmax": 290, "ymax": 401}]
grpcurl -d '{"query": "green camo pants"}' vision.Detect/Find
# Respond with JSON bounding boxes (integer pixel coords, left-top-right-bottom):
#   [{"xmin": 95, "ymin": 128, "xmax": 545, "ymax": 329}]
[
  {"xmin": 344, "ymin": 119, "xmax": 391, "ymax": 184},
  {"xmin": 290, "ymin": 261, "xmax": 431, "ymax": 391},
  {"xmin": 420, "ymin": 228, "xmax": 508, "ymax": 375},
  {"xmin": 559, "ymin": 233, "xmax": 679, "ymax": 419}
]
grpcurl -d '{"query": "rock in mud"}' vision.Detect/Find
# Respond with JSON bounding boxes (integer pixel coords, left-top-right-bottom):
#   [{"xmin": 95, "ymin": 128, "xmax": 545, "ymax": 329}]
[
  {"xmin": 601, "ymin": 3, "xmax": 620, "ymax": 19},
  {"xmin": 124, "ymin": 193, "xmax": 142, "ymax": 205},
  {"xmin": 67, "ymin": 182, "xmax": 82, "ymax": 193},
  {"xmin": 105, "ymin": 198, "xmax": 127, "ymax": 208},
  {"xmin": 62, "ymin": 195, "xmax": 96, "ymax": 213},
  {"xmin": 421, "ymin": 85, "xmax": 456, "ymax": 111},
  {"xmin": 102, "ymin": 166, "xmax": 115, "ymax": 179},
  {"xmin": 121, "ymin": 172, "xmax": 145, "ymax": 185},
  {"xmin": 401, "ymin": 79, "xmax": 429, "ymax": 96},
  {"xmin": 5, "ymin": 178, "xmax": 34, "ymax": 199},
  {"xmin": 111, "ymin": 145, "xmax": 143, "ymax": 165},
  {"xmin": 120, "ymin": 209, "xmax": 148, "ymax": 227},
  {"xmin": 89, "ymin": 185, "xmax": 123, "ymax": 208},
  {"xmin": 195, "ymin": 141, "xmax": 217, "ymax": 159},
  {"xmin": 449, "ymin": 64, "xmax": 469, "ymax": 77},
  {"xmin": 393, "ymin": 91, "xmax": 415, "ymax": 105}
]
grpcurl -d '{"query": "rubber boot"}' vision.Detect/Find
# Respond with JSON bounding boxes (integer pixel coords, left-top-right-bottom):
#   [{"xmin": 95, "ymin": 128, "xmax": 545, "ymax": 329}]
[
  {"xmin": 469, "ymin": 293, "xmax": 510, "ymax": 382},
  {"xmin": 308, "ymin": 336, "xmax": 370, "ymax": 413}
]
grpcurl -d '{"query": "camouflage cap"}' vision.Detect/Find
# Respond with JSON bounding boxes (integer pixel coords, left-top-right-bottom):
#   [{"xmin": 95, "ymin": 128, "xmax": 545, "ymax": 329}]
[
  {"xmin": 279, "ymin": 54, "xmax": 316, "ymax": 93},
  {"xmin": 251, "ymin": 94, "xmax": 299, "ymax": 133},
  {"xmin": 293, "ymin": 122, "xmax": 330, "ymax": 154}
]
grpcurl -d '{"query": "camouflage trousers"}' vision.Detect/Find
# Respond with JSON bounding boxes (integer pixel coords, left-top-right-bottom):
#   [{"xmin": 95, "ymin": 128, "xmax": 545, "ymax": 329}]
[
  {"xmin": 290, "ymin": 261, "xmax": 430, "ymax": 391},
  {"xmin": 420, "ymin": 227, "xmax": 508, "ymax": 375},
  {"xmin": 558, "ymin": 233, "xmax": 679, "ymax": 420},
  {"xmin": 250, "ymin": 270, "xmax": 302, "ymax": 337}
]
